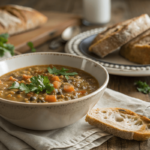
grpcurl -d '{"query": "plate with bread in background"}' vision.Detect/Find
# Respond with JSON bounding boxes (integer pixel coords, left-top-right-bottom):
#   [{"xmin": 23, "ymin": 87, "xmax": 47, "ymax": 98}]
[{"xmin": 66, "ymin": 14, "xmax": 150, "ymax": 76}]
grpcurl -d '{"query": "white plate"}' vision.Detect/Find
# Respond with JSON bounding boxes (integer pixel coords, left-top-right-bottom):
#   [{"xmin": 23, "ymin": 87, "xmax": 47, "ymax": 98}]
[{"xmin": 65, "ymin": 28, "xmax": 150, "ymax": 76}]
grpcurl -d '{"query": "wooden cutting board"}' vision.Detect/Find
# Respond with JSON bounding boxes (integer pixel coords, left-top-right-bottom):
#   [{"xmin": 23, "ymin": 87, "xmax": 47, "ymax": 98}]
[{"xmin": 8, "ymin": 12, "xmax": 81, "ymax": 54}]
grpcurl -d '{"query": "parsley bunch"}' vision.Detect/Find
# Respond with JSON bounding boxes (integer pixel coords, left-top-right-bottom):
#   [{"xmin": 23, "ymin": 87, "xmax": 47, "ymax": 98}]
[
  {"xmin": 0, "ymin": 33, "xmax": 14, "ymax": 57},
  {"xmin": 9, "ymin": 75, "xmax": 54, "ymax": 94},
  {"xmin": 134, "ymin": 81, "xmax": 150, "ymax": 94},
  {"xmin": 47, "ymin": 67, "xmax": 78, "ymax": 80}
]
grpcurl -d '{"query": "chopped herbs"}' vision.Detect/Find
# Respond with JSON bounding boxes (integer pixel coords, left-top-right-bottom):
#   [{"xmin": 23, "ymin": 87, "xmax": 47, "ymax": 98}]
[
  {"xmin": 47, "ymin": 67, "xmax": 78, "ymax": 80},
  {"xmin": 9, "ymin": 82, "xmax": 20, "ymax": 89},
  {"xmin": 27, "ymin": 42, "xmax": 36, "ymax": 52},
  {"xmin": 134, "ymin": 81, "xmax": 150, "ymax": 94},
  {"xmin": 0, "ymin": 33, "xmax": 14, "ymax": 57},
  {"xmin": 9, "ymin": 75, "xmax": 54, "ymax": 94}
]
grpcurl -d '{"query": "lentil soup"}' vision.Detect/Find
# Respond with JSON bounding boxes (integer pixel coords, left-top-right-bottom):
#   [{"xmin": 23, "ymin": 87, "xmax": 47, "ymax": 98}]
[{"xmin": 0, "ymin": 65, "xmax": 99, "ymax": 103}]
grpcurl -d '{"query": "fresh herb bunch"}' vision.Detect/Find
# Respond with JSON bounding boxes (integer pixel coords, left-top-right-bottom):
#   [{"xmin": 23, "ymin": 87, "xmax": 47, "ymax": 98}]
[
  {"xmin": 134, "ymin": 81, "xmax": 150, "ymax": 94},
  {"xmin": 0, "ymin": 33, "xmax": 14, "ymax": 57},
  {"xmin": 47, "ymin": 67, "xmax": 78, "ymax": 80},
  {"xmin": 27, "ymin": 42, "xmax": 36, "ymax": 52},
  {"xmin": 9, "ymin": 75, "xmax": 54, "ymax": 94}
]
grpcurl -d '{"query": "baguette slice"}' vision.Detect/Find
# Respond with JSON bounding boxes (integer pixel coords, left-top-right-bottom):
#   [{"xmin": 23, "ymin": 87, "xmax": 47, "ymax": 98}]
[
  {"xmin": 89, "ymin": 14, "xmax": 150, "ymax": 58},
  {"xmin": 86, "ymin": 108, "xmax": 150, "ymax": 141},
  {"xmin": 0, "ymin": 5, "xmax": 47, "ymax": 35},
  {"xmin": 120, "ymin": 29, "xmax": 150, "ymax": 64}
]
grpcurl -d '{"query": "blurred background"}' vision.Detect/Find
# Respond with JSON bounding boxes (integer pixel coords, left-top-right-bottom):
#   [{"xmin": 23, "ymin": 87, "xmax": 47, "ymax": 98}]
[
  {"xmin": 1, "ymin": 0, "xmax": 150, "ymax": 53},
  {"xmin": 1, "ymin": 0, "xmax": 150, "ymax": 24}
]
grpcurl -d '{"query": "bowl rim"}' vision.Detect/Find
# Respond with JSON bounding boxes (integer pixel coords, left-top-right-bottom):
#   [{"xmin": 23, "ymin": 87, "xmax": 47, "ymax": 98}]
[{"xmin": 0, "ymin": 52, "xmax": 109, "ymax": 106}]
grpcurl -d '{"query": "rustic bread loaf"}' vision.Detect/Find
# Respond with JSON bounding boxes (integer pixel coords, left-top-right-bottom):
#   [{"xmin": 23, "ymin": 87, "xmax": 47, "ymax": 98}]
[
  {"xmin": 86, "ymin": 108, "xmax": 150, "ymax": 141},
  {"xmin": 0, "ymin": 5, "xmax": 47, "ymax": 35},
  {"xmin": 120, "ymin": 29, "xmax": 150, "ymax": 64},
  {"xmin": 89, "ymin": 14, "xmax": 150, "ymax": 58}
]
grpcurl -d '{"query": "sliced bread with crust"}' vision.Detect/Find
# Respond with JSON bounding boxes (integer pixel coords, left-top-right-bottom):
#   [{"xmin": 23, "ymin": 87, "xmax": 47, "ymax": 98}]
[
  {"xmin": 119, "ymin": 29, "xmax": 150, "ymax": 64},
  {"xmin": 0, "ymin": 5, "xmax": 47, "ymax": 35},
  {"xmin": 86, "ymin": 108, "xmax": 150, "ymax": 141},
  {"xmin": 89, "ymin": 14, "xmax": 150, "ymax": 58}
]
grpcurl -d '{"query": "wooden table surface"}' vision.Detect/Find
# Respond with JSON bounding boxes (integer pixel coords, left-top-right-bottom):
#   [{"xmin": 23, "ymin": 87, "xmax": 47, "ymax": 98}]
[{"xmin": 1, "ymin": 0, "xmax": 150, "ymax": 149}]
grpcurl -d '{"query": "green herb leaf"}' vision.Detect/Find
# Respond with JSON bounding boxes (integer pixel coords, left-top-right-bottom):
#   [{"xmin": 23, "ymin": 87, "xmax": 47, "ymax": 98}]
[
  {"xmin": 46, "ymin": 84, "xmax": 54, "ymax": 94},
  {"xmin": 27, "ymin": 42, "xmax": 36, "ymax": 52},
  {"xmin": 3, "ymin": 43, "xmax": 15, "ymax": 56},
  {"xmin": 9, "ymin": 82, "xmax": 20, "ymax": 89},
  {"xmin": 9, "ymin": 75, "xmax": 54, "ymax": 94},
  {"xmin": 65, "ymin": 75, "xmax": 69, "ymax": 80},
  {"xmin": 0, "ymin": 33, "xmax": 9, "ymax": 39},
  {"xmin": 47, "ymin": 67, "xmax": 53, "ymax": 74},
  {"xmin": 0, "ymin": 33, "xmax": 14, "ymax": 57},
  {"xmin": 19, "ymin": 83, "xmax": 30, "ymax": 93},
  {"xmin": 134, "ymin": 81, "xmax": 150, "ymax": 94},
  {"xmin": 0, "ymin": 47, "xmax": 6, "ymax": 57},
  {"xmin": 47, "ymin": 67, "xmax": 78, "ymax": 79}
]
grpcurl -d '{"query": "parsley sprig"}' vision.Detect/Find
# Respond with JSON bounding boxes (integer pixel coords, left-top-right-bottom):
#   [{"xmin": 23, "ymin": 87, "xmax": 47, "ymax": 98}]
[
  {"xmin": 0, "ymin": 33, "xmax": 14, "ymax": 57},
  {"xmin": 47, "ymin": 67, "xmax": 78, "ymax": 80},
  {"xmin": 9, "ymin": 75, "xmax": 54, "ymax": 94},
  {"xmin": 27, "ymin": 42, "xmax": 36, "ymax": 52},
  {"xmin": 134, "ymin": 81, "xmax": 150, "ymax": 94}
]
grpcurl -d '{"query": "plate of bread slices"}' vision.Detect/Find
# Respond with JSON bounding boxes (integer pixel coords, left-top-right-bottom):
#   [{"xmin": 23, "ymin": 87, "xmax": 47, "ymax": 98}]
[{"xmin": 65, "ymin": 14, "xmax": 150, "ymax": 76}]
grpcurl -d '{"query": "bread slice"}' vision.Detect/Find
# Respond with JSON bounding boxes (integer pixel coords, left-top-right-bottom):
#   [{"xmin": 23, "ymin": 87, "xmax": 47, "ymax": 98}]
[
  {"xmin": 119, "ymin": 29, "xmax": 150, "ymax": 64},
  {"xmin": 86, "ymin": 108, "xmax": 150, "ymax": 141},
  {"xmin": 0, "ymin": 5, "xmax": 47, "ymax": 35},
  {"xmin": 89, "ymin": 14, "xmax": 150, "ymax": 58}
]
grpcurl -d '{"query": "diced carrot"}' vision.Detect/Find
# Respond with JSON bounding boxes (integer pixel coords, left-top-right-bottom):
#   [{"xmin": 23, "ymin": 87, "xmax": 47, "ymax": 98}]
[
  {"xmin": 45, "ymin": 95, "xmax": 57, "ymax": 102},
  {"xmin": 23, "ymin": 74, "xmax": 32, "ymax": 80},
  {"xmin": 51, "ymin": 76, "xmax": 60, "ymax": 82},
  {"xmin": 53, "ymin": 81, "xmax": 62, "ymax": 89},
  {"xmin": 9, "ymin": 76, "xmax": 17, "ymax": 81},
  {"xmin": 27, "ymin": 92, "xmax": 34, "ymax": 97},
  {"xmin": 63, "ymin": 85, "xmax": 75, "ymax": 92},
  {"xmin": 0, "ymin": 80, "xmax": 2, "ymax": 84},
  {"xmin": 77, "ymin": 90, "xmax": 87, "ymax": 95}
]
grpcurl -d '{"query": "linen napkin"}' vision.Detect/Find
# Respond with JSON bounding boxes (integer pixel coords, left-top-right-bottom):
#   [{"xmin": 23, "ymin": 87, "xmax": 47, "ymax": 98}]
[{"xmin": 1, "ymin": 88, "xmax": 150, "ymax": 150}]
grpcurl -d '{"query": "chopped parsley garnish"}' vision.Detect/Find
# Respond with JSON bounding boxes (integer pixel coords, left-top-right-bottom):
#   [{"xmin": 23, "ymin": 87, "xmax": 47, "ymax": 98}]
[
  {"xmin": 0, "ymin": 33, "xmax": 14, "ymax": 57},
  {"xmin": 134, "ymin": 81, "xmax": 150, "ymax": 94},
  {"xmin": 47, "ymin": 67, "xmax": 78, "ymax": 80},
  {"xmin": 9, "ymin": 75, "xmax": 54, "ymax": 94},
  {"xmin": 27, "ymin": 42, "xmax": 36, "ymax": 52}
]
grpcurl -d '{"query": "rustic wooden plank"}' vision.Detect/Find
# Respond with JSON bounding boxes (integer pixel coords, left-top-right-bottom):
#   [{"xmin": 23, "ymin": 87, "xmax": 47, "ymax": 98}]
[
  {"xmin": 70, "ymin": 0, "xmax": 82, "ymax": 15},
  {"xmin": 121, "ymin": 139, "xmax": 140, "ymax": 150},
  {"xmin": 140, "ymin": 140, "xmax": 150, "ymax": 150},
  {"xmin": 108, "ymin": 75, "xmax": 150, "ymax": 102},
  {"xmin": 127, "ymin": 0, "xmax": 150, "ymax": 17},
  {"xmin": 110, "ymin": 0, "xmax": 129, "ymax": 24},
  {"xmin": 92, "ymin": 141, "xmax": 107, "ymax": 150},
  {"xmin": 34, "ymin": 0, "xmax": 68, "ymax": 11},
  {"xmin": 107, "ymin": 137, "xmax": 122, "ymax": 150},
  {"xmin": 0, "ymin": 0, "xmax": 12, "ymax": 5}
]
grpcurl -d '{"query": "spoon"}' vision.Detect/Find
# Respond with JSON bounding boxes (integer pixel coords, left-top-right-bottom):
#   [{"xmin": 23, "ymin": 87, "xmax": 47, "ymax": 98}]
[{"xmin": 49, "ymin": 26, "xmax": 80, "ymax": 49}]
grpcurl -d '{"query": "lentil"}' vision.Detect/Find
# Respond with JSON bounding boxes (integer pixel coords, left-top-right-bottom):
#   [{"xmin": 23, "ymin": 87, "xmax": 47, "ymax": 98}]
[{"xmin": 0, "ymin": 65, "xmax": 99, "ymax": 103}]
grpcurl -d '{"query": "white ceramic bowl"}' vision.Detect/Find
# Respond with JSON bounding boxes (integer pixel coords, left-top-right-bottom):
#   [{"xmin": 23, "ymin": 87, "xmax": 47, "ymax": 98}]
[{"xmin": 0, "ymin": 52, "xmax": 109, "ymax": 130}]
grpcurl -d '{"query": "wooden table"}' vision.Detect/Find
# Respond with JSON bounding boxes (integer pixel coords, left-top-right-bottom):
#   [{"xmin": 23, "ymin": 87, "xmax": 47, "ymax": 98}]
[{"xmin": 1, "ymin": 0, "xmax": 150, "ymax": 149}]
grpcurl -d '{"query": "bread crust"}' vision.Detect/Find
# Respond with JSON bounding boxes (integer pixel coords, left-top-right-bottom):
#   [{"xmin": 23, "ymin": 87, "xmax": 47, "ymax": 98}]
[
  {"xmin": 120, "ymin": 29, "xmax": 150, "ymax": 64},
  {"xmin": 89, "ymin": 14, "xmax": 150, "ymax": 58},
  {"xmin": 86, "ymin": 108, "xmax": 150, "ymax": 141},
  {"xmin": 0, "ymin": 5, "xmax": 47, "ymax": 35}
]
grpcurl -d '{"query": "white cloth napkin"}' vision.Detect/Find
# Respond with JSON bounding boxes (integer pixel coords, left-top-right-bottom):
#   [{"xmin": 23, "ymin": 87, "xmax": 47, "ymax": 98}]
[{"xmin": 0, "ymin": 88, "xmax": 150, "ymax": 150}]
